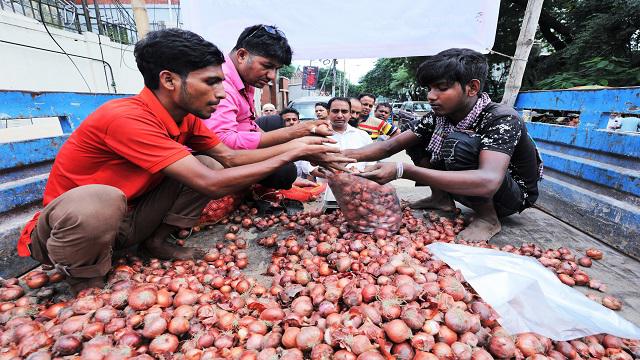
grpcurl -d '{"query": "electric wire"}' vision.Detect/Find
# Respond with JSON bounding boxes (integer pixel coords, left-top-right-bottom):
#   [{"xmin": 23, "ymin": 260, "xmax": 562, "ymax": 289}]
[{"xmin": 37, "ymin": 1, "xmax": 93, "ymax": 93}]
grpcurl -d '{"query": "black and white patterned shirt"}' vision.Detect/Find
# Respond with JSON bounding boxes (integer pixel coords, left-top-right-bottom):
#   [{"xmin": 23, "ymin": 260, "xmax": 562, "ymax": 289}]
[{"xmin": 408, "ymin": 102, "xmax": 542, "ymax": 204}]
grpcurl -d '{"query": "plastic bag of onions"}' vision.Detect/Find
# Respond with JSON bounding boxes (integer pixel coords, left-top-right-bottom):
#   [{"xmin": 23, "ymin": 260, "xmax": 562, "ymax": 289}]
[{"xmin": 328, "ymin": 172, "xmax": 402, "ymax": 233}]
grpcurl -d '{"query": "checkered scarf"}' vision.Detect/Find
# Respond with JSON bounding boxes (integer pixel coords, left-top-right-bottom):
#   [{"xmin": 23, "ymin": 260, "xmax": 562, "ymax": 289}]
[{"xmin": 427, "ymin": 92, "xmax": 492, "ymax": 163}]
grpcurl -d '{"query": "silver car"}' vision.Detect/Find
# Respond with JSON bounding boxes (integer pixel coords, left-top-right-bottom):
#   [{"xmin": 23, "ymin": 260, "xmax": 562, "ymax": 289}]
[{"xmin": 288, "ymin": 96, "xmax": 332, "ymax": 121}]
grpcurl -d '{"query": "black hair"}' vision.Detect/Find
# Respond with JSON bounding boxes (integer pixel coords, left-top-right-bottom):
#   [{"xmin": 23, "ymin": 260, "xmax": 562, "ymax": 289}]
[
  {"xmin": 376, "ymin": 102, "xmax": 392, "ymax": 111},
  {"xmin": 358, "ymin": 93, "xmax": 376, "ymax": 101},
  {"xmin": 416, "ymin": 48, "xmax": 488, "ymax": 91},
  {"xmin": 134, "ymin": 29, "xmax": 225, "ymax": 90},
  {"xmin": 328, "ymin": 97, "xmax": 352, "ymax": 110},
  {"xmin": 315, "ymin": 102, "xmax": 329, "ymax": 110},
  {"xmin": 233, "ymin": 24, "xmax": 293, "ymax": 66},
  {"xmin": 280, "ymin": 107, "xmax": 299, "ymax": 117}
]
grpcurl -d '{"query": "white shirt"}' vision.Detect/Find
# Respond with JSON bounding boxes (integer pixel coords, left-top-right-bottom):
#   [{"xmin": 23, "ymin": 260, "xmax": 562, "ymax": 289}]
[
  {"xmin": 321, "ymin": 124, "xmax": 374, "ymax": 201},
  {"xmin": 329, "ymin": 124, "xmax": 374, "ymax": 170}
]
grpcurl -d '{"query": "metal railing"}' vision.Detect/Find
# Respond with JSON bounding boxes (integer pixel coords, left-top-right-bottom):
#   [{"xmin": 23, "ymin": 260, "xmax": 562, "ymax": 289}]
[{"xmin": 0, "ymin": 0, "xmax": 138, "ymax": 44}]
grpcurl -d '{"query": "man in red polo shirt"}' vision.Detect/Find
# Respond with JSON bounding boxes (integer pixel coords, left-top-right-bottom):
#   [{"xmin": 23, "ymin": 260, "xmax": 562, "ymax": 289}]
[{"xmin": 18, "ymin": 29, "xmax": 350, "ymax": 293}]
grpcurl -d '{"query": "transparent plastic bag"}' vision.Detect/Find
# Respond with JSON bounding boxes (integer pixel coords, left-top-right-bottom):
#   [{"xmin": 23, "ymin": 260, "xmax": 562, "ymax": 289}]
[
  {"xmin": 327, "ymin": 173, "xmax": 402, "ymax": 233},
  {"xmin": 428, "ymin": 243, "xmax": 640, "ymax": 340}
]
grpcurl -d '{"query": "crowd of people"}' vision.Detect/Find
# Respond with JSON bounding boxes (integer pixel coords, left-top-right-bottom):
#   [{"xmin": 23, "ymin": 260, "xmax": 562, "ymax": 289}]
[{"xmin": 17, "ymin": 24, "xmax": 542, "ymax": 293}]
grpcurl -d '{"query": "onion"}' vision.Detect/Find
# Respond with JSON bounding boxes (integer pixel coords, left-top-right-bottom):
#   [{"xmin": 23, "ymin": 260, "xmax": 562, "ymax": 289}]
[
  {"xmin": 261, "ymin": 331, "xmax": 282, "ymax": 349},
  {"xmin": 438, "ymin": 325, "xmax": 458, "ymax": 345},
  {"xmin": 444, "ymin": 307, "xmax": 471, "ymax": 333},
  {"xmin": 554, "ymin": 341, "xmax": 576, "ymax": 359},
  {"xmin": 383, "ymin": 319, "xmax": 412, "ymax": 343},
  {"xmin": 432, "ymin": 342, "xmax": 453, "ymax": 359},
  {"xmin": 350, "ymin": 334, "xmax": 374, "ymax": 355},
  {"xmin": 602, "ymin": 295, "xmax": 622, "ymax": 310},
  {"xmin": 602, "ymin": 335, "xmax": 623, "ymax": 349},
  {"xmin": 52, "ymin": 334, "xmax": 82, "ymax": 356},
  {"xmin": 82, "ymin": 322, "xmax": 105, "ymax": 340},
  {"xmin": 334, "ymin": 350, "xmax": 358, "ymax": 360},
  {"xmin": 515, "ymin": 333, "xmax": 545, "ymax": 357},
  {"xmin": 391, "ymin": 341, "xmax": 415, "ymax": 360},
  {"xmin": 295, "ymin": 326, "xmax": 322, "ymax": 350},
  {"xmin": 585, "ymin": 248, "xmax": 603, "ymax": 260},
  {"xmin": 24, "ymin": 272, "xmax": 49, "ymax": 289},
  {"xmin": 0, "ymin": 286, "xmax": 24, "ymax": 301},
  {"xmin": 471, "ymin": 348, "xmax": 495, "ymax": 360},
  {"xmin": 488, "ymin": 335, "xmax": 516, "ymax": 359},
  {"xmin": 291, "ymin": 296, "xmax": 313, "ymax": 317},
  {"xmin": 411, "ymin": 332, "xmax": 435, "ymax": 352},
  {"xmin": 168, "ymin": 316, "xmax": 190, "ymax": 335},
  {"xmin": 356, "ymin": 350, "xmax": 386, "ymax": 360},
  {"xmin": 142, "ymin": 315, "xmax": 167, "ymax": 338},
  {"xmin": 174, "ymin": 288, "xmax": 198, "ymax": 306},
  {"xmin": 414, "ymin": 351, "xmax": 439, "ymax": 360},
  {"xmin": 310, "ymin": 343, "xmax": 334, "ymax": 360},
  {"xmin": 62, "ymin": 315, "xmax": 88, "ymax": 334},
  {"xmin": 128, "ymin": 287, "xmax": 157, "ymax": 311},
  {"xmin": 451, "ymin": 341, "xmax": 472, "ymax": 360},
  {"xmin": 149, "ymin": 334, "xmax": 179, "ymax": 354},
  {"xmin": 73, "ymin": 295, "xmax": 104, "ymax": 314},
  {"xmin": 280, "ymin": 348, "xmax": 304, "ymax": 360},
  {"xmin": 282, "ymin": 327, "xmax": 300, "ymax": 348},
  {"xmin": 259, "ymin": 307, "xmax": 285, "ymax": 322}
]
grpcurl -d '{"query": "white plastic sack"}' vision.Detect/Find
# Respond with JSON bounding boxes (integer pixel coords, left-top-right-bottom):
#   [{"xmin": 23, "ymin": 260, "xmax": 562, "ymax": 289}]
[{"xmin": 428, "ymin": 243, "xmax": 640, "ymax": 341}]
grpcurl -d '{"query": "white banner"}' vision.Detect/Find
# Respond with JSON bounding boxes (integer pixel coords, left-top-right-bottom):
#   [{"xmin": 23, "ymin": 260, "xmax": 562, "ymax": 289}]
[{"xmin": 181, "ymin": 0, "xmax": 500, "ymax": 60}]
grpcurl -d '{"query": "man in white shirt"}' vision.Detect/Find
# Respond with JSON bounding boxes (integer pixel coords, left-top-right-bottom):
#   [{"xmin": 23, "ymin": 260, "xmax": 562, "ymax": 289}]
[
  {"xmin": 326, "ymin": 97, "xmax": 373, "ymax": 166},
  {"xmin": 315, "ymin": 97, "xmax": 373, "ymax": 202}
]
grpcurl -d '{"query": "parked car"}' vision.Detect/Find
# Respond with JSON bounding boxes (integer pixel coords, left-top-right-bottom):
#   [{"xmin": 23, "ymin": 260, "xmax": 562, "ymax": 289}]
[
  {"xmin": 396, "ymin": 101, "xmax": 432, "ymax": 128},
  {"xmin": 288, "ymin": 96, "xmax": 332, "ymax": 121}
]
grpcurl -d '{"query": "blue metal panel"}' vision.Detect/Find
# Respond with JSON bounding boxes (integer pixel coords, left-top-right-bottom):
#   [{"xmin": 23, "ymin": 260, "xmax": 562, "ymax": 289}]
[
  {"xmin": 0, "ymin": 90, "xmax": 129, "ymax": 213},
  {"xmin": 538, "ymin": 148, "xmax": 640, "ymax": 197},
  {"xmin": 0, "ymin": 90, "xmax": 127, "ymax": 129},
  {"xmin": 526, "ymin": 123, "xmax": 640, "ymax": 159},
  {"xmin": 516, "ymin": 87, "xmax": 640, "ymax": 258},
  {"xmin": 0, "ymin": 135, "xmax": 69, "ymax": 171},
  {"xmin": 0, "ymin": 174, "xmax": 48, "ymax": 213}
]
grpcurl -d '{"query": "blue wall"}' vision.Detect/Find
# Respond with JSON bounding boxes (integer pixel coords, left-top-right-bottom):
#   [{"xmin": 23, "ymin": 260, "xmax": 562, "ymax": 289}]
[
  {"xmin": 0, "ymin": 91, "xmax": 129, "ymax": 213},
  {"xmin": 515, "ymin": 87, "xmax": 640, "ymax": 259}
]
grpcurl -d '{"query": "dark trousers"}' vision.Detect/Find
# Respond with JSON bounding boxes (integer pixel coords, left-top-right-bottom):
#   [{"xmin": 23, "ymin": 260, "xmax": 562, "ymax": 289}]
[
  {"xmin": 408, "ymin": 130, "xmax": 526, "ymax": 218},
  {"xmin": 255, "ymin": 115, "xmax": 297, "ymax": 190}
]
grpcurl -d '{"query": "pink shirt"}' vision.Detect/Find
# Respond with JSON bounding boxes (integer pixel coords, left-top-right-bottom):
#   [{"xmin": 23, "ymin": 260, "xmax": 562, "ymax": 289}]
[{"xmin": 203, "ymin": 56, "xmax": 262, "ymax": 149}]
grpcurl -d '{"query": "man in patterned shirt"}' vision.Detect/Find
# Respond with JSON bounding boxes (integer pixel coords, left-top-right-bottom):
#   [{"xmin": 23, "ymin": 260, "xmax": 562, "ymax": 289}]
[
  {"xmin": 356, "ymin": 94, "xmax": 399, "ymax": 140},
  {"xmin": 345, "ymin": 48, "xmax": 542, "ymax": 242}
]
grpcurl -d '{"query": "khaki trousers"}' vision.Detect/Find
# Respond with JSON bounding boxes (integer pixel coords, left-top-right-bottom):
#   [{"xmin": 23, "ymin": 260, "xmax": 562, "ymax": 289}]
[{"xmin": 29, "ymin": 155, "xmax": 221, "ymax": 278}]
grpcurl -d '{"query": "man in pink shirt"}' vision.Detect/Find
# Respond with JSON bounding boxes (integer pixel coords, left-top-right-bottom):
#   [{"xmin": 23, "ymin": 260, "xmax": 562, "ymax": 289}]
[{"xmin": 204, "ymin": 24, "xmax": 333, "ymax": 189}]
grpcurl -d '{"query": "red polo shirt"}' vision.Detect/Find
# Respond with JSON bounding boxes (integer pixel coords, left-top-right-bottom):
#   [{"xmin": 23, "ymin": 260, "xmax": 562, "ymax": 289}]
[{"xmin": 17, "ymin": 87, "xmax": 220, "ymax": 256}]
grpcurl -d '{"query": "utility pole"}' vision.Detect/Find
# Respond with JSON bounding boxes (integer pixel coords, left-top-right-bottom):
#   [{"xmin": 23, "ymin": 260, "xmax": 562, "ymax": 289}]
[
  {"xmin": 343, "ymin": 59, "xmax": 347, "ymax": 97},
  {"xmin": 131, "ymin": 0, "xmax": 150, "ymax": 39},
  {"xmin": 331, "ymin": 59, "xmax": 337, "ymax": 97},
  {"xmin": 501, "ymin": 0, "xmax": 544, "ymax": 107}
]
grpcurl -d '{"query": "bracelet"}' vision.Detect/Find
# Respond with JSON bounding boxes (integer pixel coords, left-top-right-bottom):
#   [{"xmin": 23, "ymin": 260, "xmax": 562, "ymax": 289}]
[
  {"xmin": 395, "ymin": 162, "xmax": 404, "ymax": 179},
  {"xmin": 310, "ymin": 125, "xmax": 317, "ymax": 134}
]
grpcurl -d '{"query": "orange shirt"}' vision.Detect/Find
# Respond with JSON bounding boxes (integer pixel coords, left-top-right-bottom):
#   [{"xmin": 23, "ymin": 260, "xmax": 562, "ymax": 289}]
[{"xmin": 17, "ymin": 87, "xmax": 220, "ymax": 256}]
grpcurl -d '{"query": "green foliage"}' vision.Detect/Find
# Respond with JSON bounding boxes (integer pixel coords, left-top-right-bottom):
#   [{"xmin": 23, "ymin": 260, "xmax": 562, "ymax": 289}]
[
  {"xmin": 278, "ymin": 65, "xmax": 296, "ymax": 79},
  {"xmin": 536, "ymin": 57, "xmax": 640, "ymax": 89}
]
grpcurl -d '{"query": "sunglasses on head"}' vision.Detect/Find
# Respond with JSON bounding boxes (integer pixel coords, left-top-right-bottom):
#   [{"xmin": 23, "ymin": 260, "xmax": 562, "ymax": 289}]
[{"xmin": 246, "ymin": 25, "xmax": 286, "ymax": 40}]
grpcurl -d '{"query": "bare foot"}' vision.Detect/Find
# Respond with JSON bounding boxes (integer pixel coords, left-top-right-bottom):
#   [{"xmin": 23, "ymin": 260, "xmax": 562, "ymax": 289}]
[
  {"xmin": 456, "ymin": 217, "xmax": 501, "ymax": 242},
  {"xmin": 410, "ymin": 195, "xmax": 455, "ymax": 211},
  {"xmin": 140, "ymin": 240, "xmax": 205, "ymax": 260}
]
